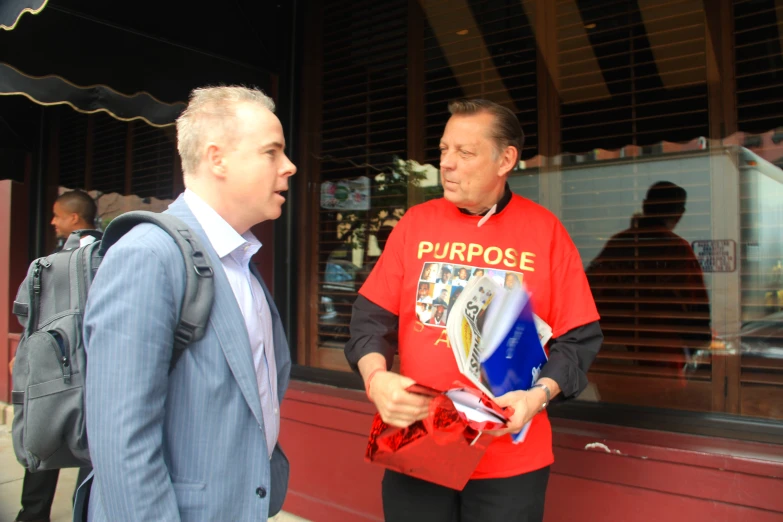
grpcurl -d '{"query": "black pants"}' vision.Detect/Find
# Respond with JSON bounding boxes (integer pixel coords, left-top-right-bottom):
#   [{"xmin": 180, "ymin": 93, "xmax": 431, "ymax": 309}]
[
  {"xmin": 382, "ymin": 466, "xmax": 550, "ymax": 522},
  {"xmin": 15, "ymin": 466, "xmax": 92, "ymax": 521}
]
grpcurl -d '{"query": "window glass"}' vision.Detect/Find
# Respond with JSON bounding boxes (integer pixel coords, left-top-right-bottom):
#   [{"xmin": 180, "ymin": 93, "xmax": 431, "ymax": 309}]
[{"xmin": 300, "ymin": 0, "xmax": 783, "ymax": 426}]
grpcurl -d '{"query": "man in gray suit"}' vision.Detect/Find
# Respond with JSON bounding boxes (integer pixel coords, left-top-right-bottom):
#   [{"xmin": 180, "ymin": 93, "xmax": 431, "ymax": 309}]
[{"xmin": 79, "ymin": 86, "xmax": 296, "ymax": 521}]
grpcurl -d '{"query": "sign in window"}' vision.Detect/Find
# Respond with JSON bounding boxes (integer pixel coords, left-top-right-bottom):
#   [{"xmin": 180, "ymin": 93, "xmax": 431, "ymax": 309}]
[{"xmin": 692, "ymin": 240, "xmax": 736, "ymax": 273}]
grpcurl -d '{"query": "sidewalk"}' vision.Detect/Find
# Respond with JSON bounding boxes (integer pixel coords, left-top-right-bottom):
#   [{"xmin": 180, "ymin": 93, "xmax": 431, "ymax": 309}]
[{"xmin": 0, "ymin": 422, "xmax": 307, "ymax": 522}]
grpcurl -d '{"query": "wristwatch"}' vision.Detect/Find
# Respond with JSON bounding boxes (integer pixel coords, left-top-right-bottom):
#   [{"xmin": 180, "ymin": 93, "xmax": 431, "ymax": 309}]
[{"xmin": 530, "ymin": 382, "xmax": 551, "ymax": 411}]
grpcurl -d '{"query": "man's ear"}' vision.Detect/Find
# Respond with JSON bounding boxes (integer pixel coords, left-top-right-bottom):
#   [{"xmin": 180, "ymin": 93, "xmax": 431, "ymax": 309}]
[
  {"xmin": 498, "ymin": 145, "xmax": 518, "ymax": 177},
  {"xmin": 205, "ymin": 143, "xmax": 227, "ymax": 178}
]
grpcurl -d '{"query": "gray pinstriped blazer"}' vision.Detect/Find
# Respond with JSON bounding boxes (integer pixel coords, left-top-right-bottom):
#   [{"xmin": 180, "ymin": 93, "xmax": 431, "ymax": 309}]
[{"xmin": 79, "ymin": 196, "xmax": 291, "ymax": 521}]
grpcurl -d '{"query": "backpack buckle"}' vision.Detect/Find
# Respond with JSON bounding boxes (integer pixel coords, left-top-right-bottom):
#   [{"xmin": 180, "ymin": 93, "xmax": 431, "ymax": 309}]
[
  {"xmin": 192, "ymin": 249, "xmax": 213, "ymax": 278},
  {"xmin": 193, "ymin": 264, "xmax": 214, "ymax": 278},
  {"xmin": 174, "ymin": 322, "xmax": 197, "ymax": 347}
]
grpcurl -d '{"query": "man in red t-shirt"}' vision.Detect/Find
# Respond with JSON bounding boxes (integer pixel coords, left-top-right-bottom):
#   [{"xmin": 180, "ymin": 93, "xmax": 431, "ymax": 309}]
[{"xmin": 345, "ymin": 99, "xmax": 603, "ymax": 522}]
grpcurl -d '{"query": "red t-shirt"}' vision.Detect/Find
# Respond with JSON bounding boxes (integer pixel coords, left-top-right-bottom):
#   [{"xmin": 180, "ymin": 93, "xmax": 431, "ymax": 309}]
[{"xmin": 359, "ymin": 194, "xmax": 599, "ymax": 478}]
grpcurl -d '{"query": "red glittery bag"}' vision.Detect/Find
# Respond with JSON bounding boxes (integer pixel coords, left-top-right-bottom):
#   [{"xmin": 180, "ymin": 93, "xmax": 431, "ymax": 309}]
[{"xmin": 364, "ymin": 381, "xmax": 510, "ymax": 490}]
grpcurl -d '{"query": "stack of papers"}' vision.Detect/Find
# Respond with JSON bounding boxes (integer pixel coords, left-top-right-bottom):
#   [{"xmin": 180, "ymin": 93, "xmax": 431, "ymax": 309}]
[{"xmin": 445, "ymin": 275, "xmax": 551, "ymax": 443}]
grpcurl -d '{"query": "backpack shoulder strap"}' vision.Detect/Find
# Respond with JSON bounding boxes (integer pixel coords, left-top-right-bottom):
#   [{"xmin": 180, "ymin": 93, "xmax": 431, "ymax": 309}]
[{"xmin": 99, "ymin": 211, "xmax": 215, "ymax": 372}]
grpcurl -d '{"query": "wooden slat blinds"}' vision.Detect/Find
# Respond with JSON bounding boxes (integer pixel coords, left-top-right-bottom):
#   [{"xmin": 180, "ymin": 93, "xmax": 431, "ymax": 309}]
[
  {"xmin": 56, "ymin": 106, "xmax": 177, "ymax": 200},
  {"xmin": 90, "ymin": 112, "xmax": 127, "ymax": 196},
  {"xmin": 422, "ymin": 0, "xmax": 538, "ymax": 164},
  {"xmin": 735, "ymin": 0, "xmax": 783, "ymax": 134},
  {"xmin": 131, "ymin": 124, "xmax": 176, "ymax": 200},
  {"xmin": 58, "ymin": 107, "xmax": 88, "ymax": 190},
  {"xmin": 315, "ymin": 0, "xmax": 409, "ymax": 352},
  {"xmin": 558, "ymin": 0, "xmax": 709, "ymax": 153}
]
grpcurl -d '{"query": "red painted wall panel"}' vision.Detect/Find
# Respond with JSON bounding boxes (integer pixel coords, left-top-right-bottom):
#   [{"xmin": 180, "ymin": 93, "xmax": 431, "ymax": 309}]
[
  {"xmin": 279, "ymin": 381, "xmax": 783, "ymax": 522},
  {"xmin": 283, "ymin": 419, "xmax": 383, "ymax": 521},
  {"xmin": 0, "ymin": 180, "xmax": 29, "ymax": 403},
  {"xmin": 552, "ymin": 446, "xmax": 783, "ymax": 513},
  {"xmin": 281, "ymin": 383, "xmax": 382, "ymax": 520},
  {"xmin": 545, "ymin": 475, "xmax": 783, "ymax": 522}
]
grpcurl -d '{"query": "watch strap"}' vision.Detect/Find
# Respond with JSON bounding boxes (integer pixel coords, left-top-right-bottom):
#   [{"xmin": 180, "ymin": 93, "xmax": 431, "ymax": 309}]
[{"xmin": 531, "ymin": 382, "xmax": 551, "ymax": 410}]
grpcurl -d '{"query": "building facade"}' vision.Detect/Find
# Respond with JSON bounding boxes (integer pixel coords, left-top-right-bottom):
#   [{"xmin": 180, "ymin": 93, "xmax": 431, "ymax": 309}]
[{"xmin": 1, "ymin": 1, "xmax": 782, "ymax": 521}]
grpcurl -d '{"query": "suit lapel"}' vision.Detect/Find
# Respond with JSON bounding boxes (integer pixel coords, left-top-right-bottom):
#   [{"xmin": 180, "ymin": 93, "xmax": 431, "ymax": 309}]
[{"xmin": 165, "ymin": 196, "xmax": 265, "ymax": 428}]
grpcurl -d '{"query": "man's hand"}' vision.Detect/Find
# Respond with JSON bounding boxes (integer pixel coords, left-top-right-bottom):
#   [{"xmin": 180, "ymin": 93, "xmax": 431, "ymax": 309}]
[
  {"xmin": 485, "ymin": 389, "xmax": 541, "ymax": 437},
  {"xmin": 368, "ymin": 371, "xmax": 432, "ymax": 428},
  {"xmin": 8, "ymin": 356, "xmax": 14, "ymax": 375}
]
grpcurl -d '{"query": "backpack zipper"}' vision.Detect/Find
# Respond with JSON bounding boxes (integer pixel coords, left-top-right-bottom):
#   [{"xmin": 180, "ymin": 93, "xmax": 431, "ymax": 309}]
[
  {"xmin": 32, "ymin": 260, "xmax": 43, "ymax": 294},
  {"xmin": 50, "ymin": 329, "xmax": 72, "ymax": 384},
  {"xmin": 29, "ymin": 259, "xmax": 51, "ymax": 334}
]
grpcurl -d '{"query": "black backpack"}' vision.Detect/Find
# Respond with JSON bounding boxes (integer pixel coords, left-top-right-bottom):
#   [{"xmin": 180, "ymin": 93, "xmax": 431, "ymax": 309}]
[{"xmin": 10, "ymin": 211, "xmax": 215, "ymax": 472}]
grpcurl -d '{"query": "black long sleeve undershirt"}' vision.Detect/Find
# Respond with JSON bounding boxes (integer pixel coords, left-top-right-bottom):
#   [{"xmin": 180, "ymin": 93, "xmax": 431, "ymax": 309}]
[{"xmin": 344, "ymin": 294, "xmax": 603, "ymax": 399}]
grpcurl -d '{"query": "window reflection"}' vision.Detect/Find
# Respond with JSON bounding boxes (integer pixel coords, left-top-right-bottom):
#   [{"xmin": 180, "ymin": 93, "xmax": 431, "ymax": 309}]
[
  {"xmin": 586, "ymin": 182, "xmax": 712, "ymax": 394},
  {"xmin": 549, "ymin": 144, "xmax": 782, "ymax": 419},
  {"xmin": 318, "ymin": 158, "xmax": 440, "ymax": 347}
]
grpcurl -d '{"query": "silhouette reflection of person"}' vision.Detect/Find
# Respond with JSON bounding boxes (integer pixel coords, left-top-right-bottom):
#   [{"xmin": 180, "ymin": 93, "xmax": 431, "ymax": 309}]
[{"xmin": 586, "ymin": 181, "xmax": 711, "ymax": 375}]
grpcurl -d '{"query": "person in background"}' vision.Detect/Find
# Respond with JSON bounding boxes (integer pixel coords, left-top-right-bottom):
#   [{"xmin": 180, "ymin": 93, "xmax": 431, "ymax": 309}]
[
  {"xmin": 50, "ymin": 190, "xmax": 99, "ymax": 249},
  {"xmin": 345, "ymin": 98, "xmax": 602, "ymax": 522},
  {"xmin": 13, "ymin": 189, "xmax": 96, "ymax": 522}
]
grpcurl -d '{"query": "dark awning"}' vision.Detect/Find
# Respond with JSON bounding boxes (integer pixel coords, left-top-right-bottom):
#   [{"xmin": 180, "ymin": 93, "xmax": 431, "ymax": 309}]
[
  {"xmin": 0, "ymin": 0, "xmax": 47, "ymax": 31},
  {"xmin": 0, "ymin": 63, "xmax": 185, "ymax": 127},
  {"xmin": 0, "ymin": 0, "xmax": 282, "ymax": 128}
]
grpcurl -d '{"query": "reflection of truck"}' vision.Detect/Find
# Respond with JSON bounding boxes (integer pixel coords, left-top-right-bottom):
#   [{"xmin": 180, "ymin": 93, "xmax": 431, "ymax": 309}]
[
  {"xmin": 689, "ymin": 309, "xmax": 783, "ymax": 373},
  {"xmin": 738, "ymin": 147, "xmax": 783, "ymax": 320}
]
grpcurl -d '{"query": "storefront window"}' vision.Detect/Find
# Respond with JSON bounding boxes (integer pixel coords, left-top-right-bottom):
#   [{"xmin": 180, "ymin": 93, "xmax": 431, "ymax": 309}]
[
  {"xmin": 318, "ymin": 161, "xmax": 438, "ymax": 353},
  {"xmin": 299, "ymin": 0, "xmax": 782, "ymax": 427},
  {"xmin": 555, "ymin": 0, "xmax": 716, "ymax": 412}
]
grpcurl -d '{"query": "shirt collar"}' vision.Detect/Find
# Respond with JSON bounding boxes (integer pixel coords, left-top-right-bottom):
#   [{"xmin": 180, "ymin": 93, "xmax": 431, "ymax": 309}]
[
  {"xmin": 183, "ymin": 189, "xmax": 261, "ymax": 260},
  {"xmin": 457, "ymin": 182, "xmax": 513, "ymax": 217}
]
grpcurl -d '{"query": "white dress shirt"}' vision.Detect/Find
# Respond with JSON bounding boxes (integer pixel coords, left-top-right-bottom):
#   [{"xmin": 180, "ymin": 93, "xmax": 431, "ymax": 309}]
[{"xmin": 183, "ymin": 190, "xmax": 280, "ymax": 454}]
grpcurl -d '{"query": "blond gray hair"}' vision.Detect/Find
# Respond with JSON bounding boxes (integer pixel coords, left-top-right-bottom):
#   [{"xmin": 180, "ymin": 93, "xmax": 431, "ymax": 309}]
[
  {"xmin": 176, "ymin": 86, "xmax": 276, "ymax": 176},
  {"xmin": 448, "ymin": 98, "xmax": 524, "ymax": 161}
]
